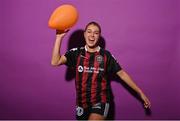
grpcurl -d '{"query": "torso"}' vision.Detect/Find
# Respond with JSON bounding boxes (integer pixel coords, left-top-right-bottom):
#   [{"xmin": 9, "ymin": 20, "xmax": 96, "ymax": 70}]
[{"xmin": 75, "ymin": 47, "xmax": 110, "ymax": 108}]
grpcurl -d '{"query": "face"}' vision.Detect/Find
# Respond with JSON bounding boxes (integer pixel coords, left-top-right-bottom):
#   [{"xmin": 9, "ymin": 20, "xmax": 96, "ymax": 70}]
[{"xmin": 84, "ymin": 24, "xmax": 100, "ymax": 48}]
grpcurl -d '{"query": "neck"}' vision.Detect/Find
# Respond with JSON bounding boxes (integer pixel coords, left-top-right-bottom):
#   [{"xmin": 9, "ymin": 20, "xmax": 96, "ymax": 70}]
[{"xmin": 85, "ymin": 45, "xmax": 100, "ymax": 53}]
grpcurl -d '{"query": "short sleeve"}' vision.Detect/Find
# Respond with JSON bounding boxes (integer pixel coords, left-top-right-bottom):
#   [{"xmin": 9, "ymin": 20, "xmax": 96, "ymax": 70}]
[
  {"xmin": 64, "ymin": 48, "xmax": 78, "ymax": 68},
  {"xmin": 107, "ymin": 52, "xmax": 122, "ymax": 74}
]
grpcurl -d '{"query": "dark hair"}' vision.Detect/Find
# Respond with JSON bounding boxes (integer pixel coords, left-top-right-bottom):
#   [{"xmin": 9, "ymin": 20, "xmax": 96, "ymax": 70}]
[{"xmin": 84, "ymin": 21, "xmax": 101, "ymax": 33}]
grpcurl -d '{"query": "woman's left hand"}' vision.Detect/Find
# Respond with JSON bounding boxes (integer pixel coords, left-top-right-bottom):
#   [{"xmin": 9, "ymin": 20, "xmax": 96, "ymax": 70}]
[{"xmin": 140, "ymin": 93, "xmax": 151, "ymax": 109}]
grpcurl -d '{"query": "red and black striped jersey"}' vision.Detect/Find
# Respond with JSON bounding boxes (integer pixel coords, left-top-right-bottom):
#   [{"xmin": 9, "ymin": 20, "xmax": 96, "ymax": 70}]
[{"xmin": 64, "ymin": 46, "xmax": 122, "ymax": 108}]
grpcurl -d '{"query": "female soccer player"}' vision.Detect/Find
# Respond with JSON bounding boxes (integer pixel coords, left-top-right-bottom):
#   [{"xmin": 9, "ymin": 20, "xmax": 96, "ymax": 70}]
[{"xmin": 51, "ymin": 21, "xmax": 151, "ymax": 120}]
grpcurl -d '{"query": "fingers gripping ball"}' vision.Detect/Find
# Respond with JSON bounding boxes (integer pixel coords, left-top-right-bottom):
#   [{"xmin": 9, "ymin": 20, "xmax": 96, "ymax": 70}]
[{"xmin": 48, "ymin": 4, "xmax": 78, "ymax": 30}]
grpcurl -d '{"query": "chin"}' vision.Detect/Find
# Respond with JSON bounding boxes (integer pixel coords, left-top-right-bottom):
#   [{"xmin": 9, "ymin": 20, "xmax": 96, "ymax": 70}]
[{"xmin": 87, "ymin": 44, "xmax": 96, "ymax": 48}]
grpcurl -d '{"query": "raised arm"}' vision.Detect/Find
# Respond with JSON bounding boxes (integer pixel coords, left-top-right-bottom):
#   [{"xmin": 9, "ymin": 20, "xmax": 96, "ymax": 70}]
[
  {"xmin": 51, "ymin": 30, "xmax": 68, "ymax": 66},
  {"xmin": 116, "ymin": 70, "xmax": 151, "ymax": 109}
]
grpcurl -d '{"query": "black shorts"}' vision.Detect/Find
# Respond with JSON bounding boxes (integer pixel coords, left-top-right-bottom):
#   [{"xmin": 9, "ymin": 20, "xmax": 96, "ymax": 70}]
[{"xmin": 76, "ymin": 102, "xmax": 110, "ymax": 120}]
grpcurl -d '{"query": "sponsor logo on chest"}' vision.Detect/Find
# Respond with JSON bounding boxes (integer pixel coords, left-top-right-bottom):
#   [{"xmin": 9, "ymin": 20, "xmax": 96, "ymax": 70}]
[{"xmin": 77, "ymin": 65, "xmax": 104, "ymax": 73}]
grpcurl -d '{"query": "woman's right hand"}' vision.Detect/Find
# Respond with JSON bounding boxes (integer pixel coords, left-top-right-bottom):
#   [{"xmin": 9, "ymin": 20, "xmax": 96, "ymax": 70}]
[{"xmin": 56, "ymin": 29, "xmax": 69, "ymax": 38}]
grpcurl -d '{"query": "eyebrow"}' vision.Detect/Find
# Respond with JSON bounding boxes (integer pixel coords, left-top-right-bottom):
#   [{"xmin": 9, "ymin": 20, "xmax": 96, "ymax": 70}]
[{"xmin": 87, "ymin": 29, "xmax": 100, "ymax": 32}]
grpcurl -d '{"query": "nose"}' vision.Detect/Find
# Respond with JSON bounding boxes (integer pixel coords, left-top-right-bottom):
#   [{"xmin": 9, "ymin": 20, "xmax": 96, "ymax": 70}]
[{"xmin": 90, "ymin": 32, "xmax": 95, "ymax": 37}]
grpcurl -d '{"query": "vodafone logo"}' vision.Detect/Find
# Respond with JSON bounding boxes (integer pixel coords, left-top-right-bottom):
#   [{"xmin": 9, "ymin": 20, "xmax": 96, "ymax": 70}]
[{"xmin": 78, "ymin": 66, "xmax": 83, "ymax": 72}]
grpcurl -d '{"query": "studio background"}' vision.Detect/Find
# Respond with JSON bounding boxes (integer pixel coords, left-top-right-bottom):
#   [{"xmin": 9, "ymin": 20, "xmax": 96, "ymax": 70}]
[{"xmin": 1, "ymin": 0, "xmax": 180, "ymax": 120}]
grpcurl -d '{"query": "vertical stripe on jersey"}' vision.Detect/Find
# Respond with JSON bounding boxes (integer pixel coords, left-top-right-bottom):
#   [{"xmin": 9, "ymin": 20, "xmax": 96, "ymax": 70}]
[
  {"xmin": 104, "ymin": 53, "xmax": 107, "ymax": 73},
  {"xmin": 76, "ymin": 49, "xmax": 85, "ymax": 107},
  {"xmin": 90, "ymin": 52, "xmax": 100, "ymax": 104},
  {"xmin": 95, "ymin": 50, "xmax": 105, "ymax": 103},
  {"xmin": 76, "ymin": 53, "xmax": 81, "ymax": 106},
  {"xmin": 85, "ymin": 53, "xmax": 95, "ymax": 106},
  {"xmin": 101, "ymin": 53, "xmax": 108, "ymax": 103},
  {"xmin": 81, "ymin": 52, "xmax": 90, "ymax": 108}
]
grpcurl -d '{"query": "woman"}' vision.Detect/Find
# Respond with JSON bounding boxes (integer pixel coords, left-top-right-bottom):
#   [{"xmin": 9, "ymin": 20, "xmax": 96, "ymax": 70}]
[{"xmin": 51, "ymin": 21, "xmax": 151, "ymax": 120}]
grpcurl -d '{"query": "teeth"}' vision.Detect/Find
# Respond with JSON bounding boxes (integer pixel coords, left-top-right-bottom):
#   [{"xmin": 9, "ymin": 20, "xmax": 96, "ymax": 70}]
[{"xmin": 89, "ymin": 38, "xmax": 94, "ymax": 41}]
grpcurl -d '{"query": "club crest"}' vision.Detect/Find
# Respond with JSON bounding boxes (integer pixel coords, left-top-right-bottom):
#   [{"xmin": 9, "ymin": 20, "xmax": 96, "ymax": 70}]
[{"xmin": 96, "ymin": 55, "xmax": 103, "ymax": 63}]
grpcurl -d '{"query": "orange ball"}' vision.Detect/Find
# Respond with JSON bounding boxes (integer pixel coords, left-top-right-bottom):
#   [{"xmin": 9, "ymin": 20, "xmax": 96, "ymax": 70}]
[{"xmin": 48, "ymin": 4, "xmax": 78, "ymax": 30}]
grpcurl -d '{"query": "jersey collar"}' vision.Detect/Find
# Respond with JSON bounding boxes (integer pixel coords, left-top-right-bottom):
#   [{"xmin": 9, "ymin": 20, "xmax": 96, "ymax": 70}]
[{"xmin": 85, "ymin": 45, "xmax": 101, "ymax": 53}]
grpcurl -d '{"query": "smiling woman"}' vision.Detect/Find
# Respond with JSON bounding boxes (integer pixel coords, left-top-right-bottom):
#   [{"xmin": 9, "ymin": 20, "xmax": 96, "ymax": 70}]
[
  {"xmin": 51, "ymin": 21, "xmax": 151, "ymax": 120},
  {"xmin": 84, "ymin": 22, "xmax": 101, "ymax": 50}
]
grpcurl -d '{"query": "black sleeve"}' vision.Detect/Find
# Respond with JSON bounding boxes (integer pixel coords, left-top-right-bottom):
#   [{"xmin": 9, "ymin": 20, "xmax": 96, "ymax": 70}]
[
  {"xmin": 107, "ymin": 52, "xmax": 122, "ymax": 74},
  {"xmin": 64, "ymin": 48, "xmax": 78, "ymax": 68}
]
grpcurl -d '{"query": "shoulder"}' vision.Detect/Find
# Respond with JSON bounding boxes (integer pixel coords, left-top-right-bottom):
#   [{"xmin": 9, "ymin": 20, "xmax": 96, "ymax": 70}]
[
  {"xmin": 102, "ymin": 49, "xmax": 118, "ymax": 60},
  {"xmin": 66, "ymin": 47, "xmax": 85, "ymax": 55},
  {"xmin": 69, "ymin": 46, "xmax": 84, "ymax": 52},
  {"xmin": 101, "ymin": 49, "xmax": 112, "ymax": 56},
  {"xmin": 69, "ymin": 47, "xmax": 78, "ymax": 51}
]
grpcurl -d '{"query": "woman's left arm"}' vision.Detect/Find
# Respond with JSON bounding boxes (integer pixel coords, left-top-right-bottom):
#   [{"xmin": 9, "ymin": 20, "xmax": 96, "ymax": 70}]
[{"xmin": 116, "ymin": 70, "xmax": 151, "ymax": 109}]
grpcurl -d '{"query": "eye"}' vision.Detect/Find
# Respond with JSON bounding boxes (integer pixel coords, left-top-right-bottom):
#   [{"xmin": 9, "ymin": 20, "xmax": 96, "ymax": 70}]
[
  {"xmin": 86, "ymin": 30, "xmax": 91, "ymax": 33},
  {"xmin": 94, "ymin": 32, "xmax": 100, "ymax": 35}
]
